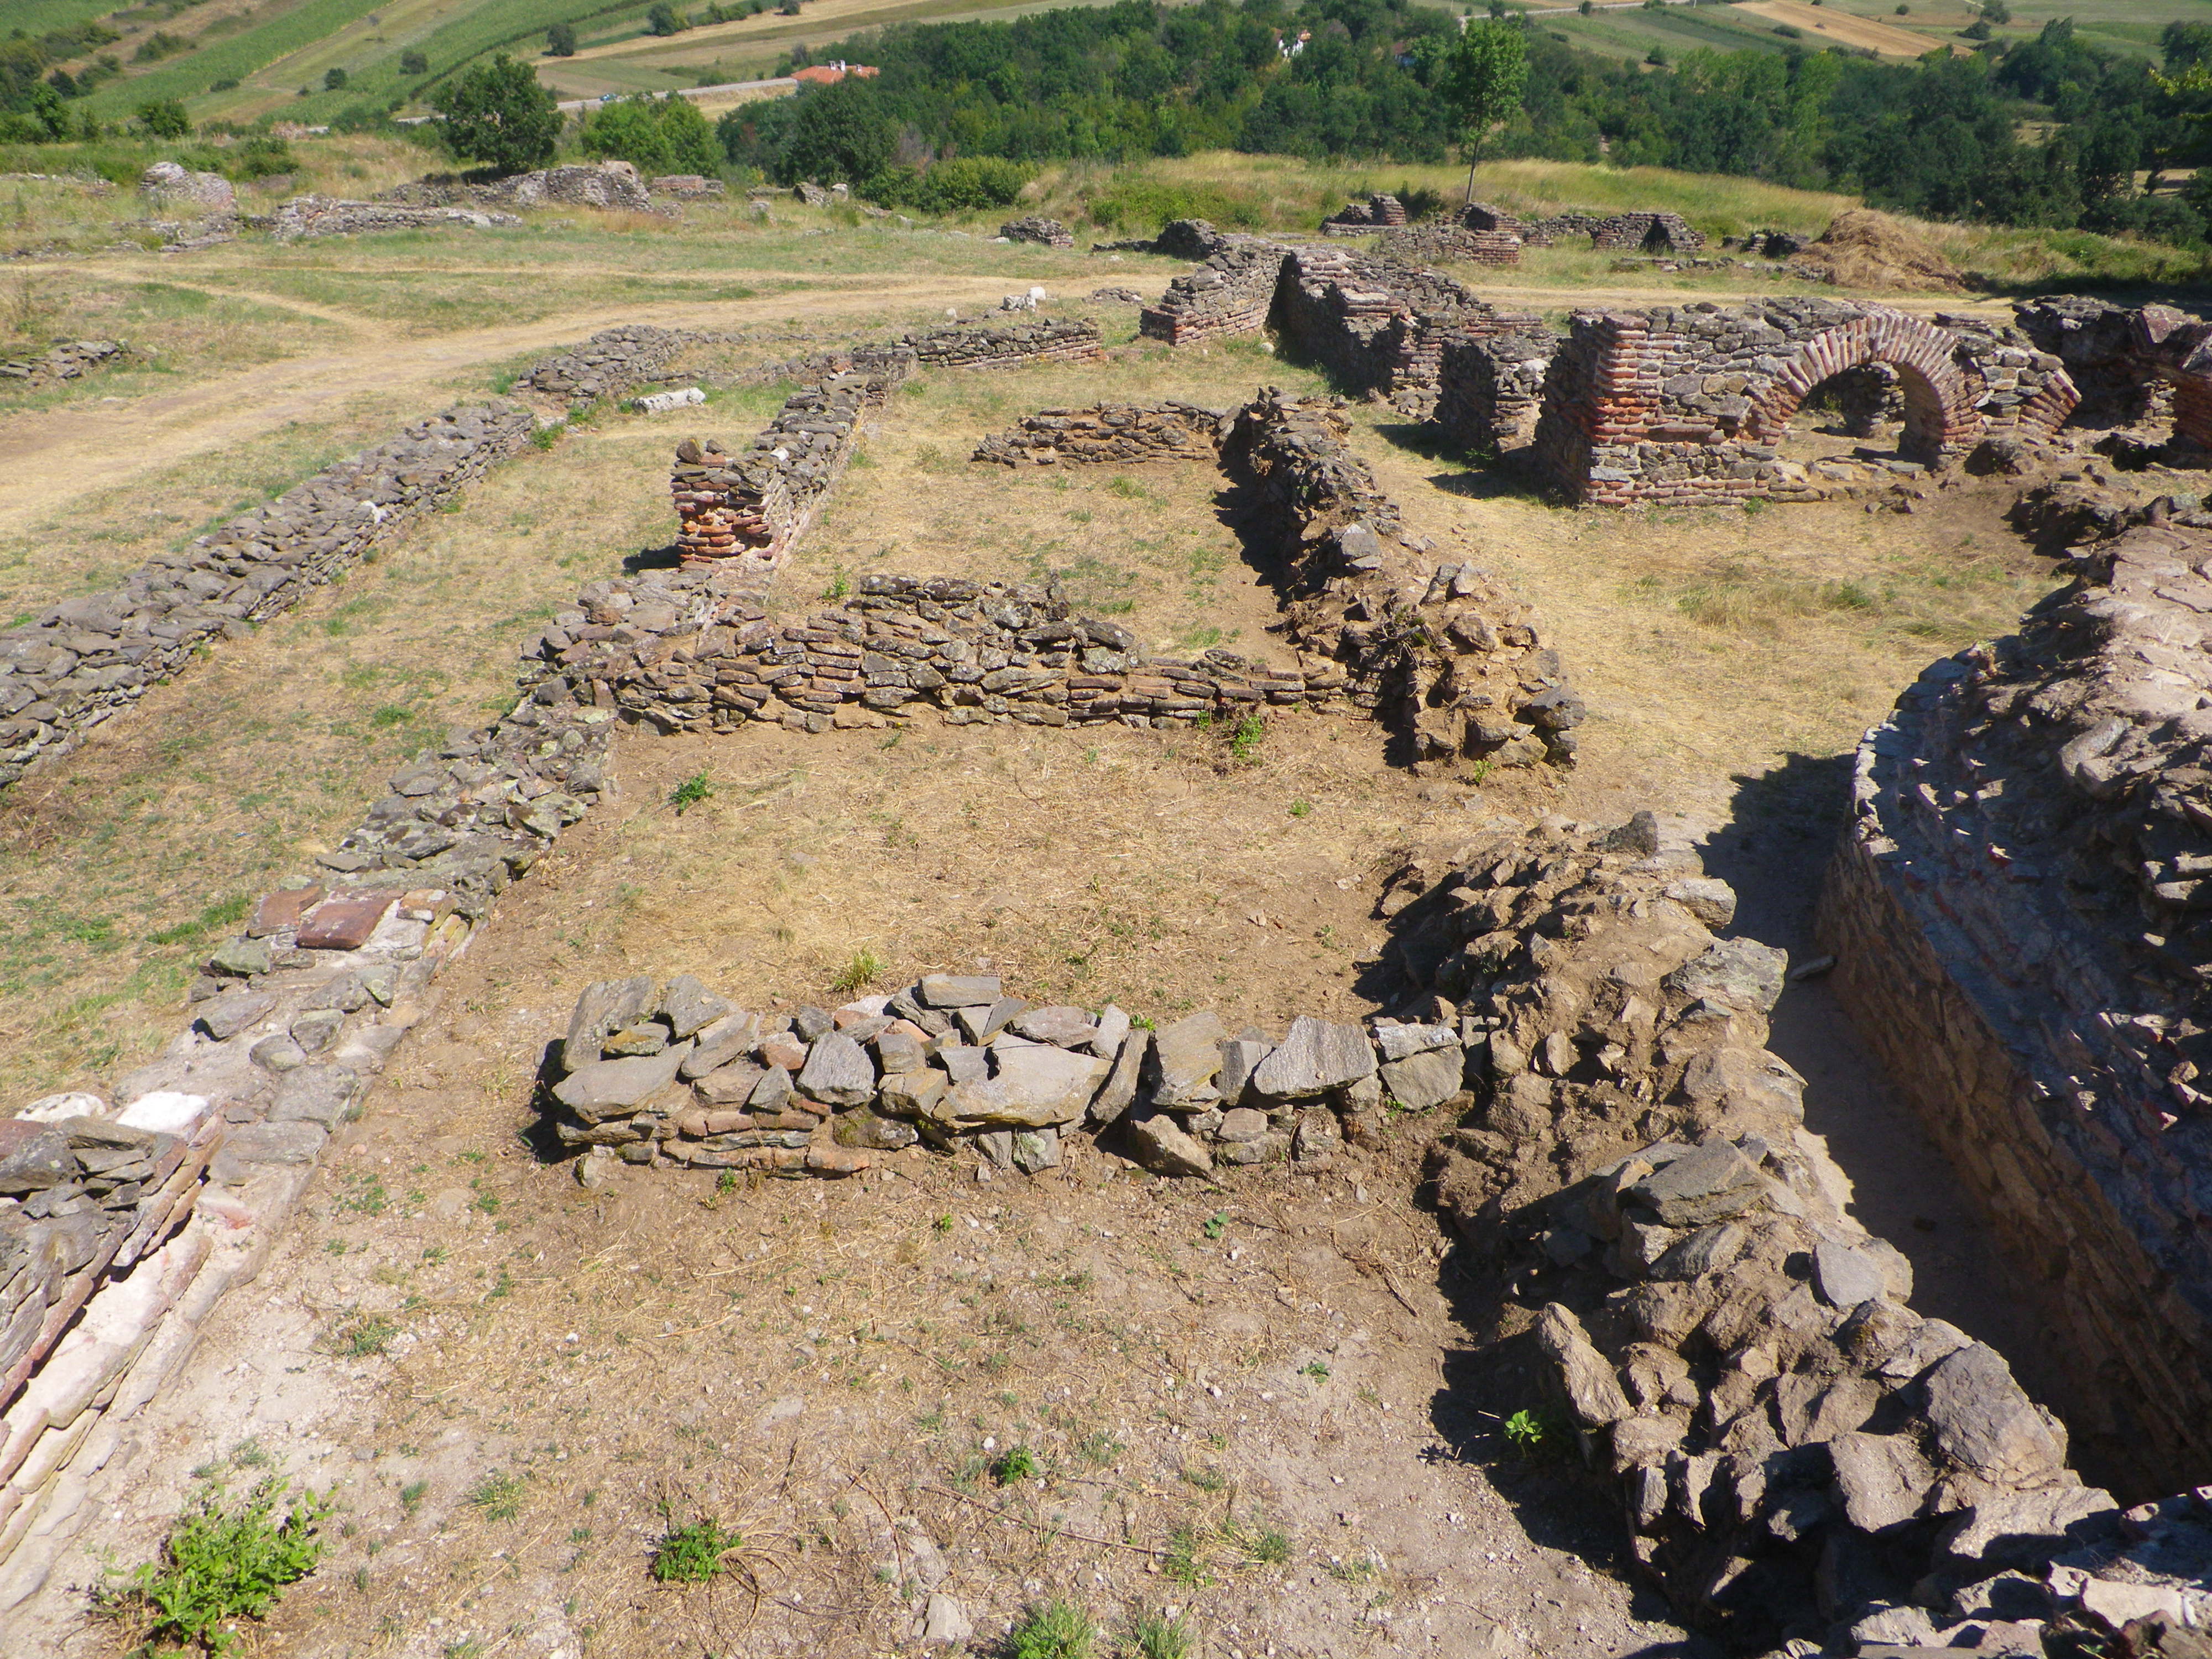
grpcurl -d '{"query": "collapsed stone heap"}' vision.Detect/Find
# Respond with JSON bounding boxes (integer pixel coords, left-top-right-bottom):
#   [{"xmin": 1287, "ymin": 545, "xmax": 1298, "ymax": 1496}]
[
  {"xmin": 1524, "ymin": 299, "xmax": 2078, "ymax": 506},
  {"xmin": 670, "ymin": 369, "xmax": 895, "ymax": 575},
  {"xmin": 0, "ymin": 406, "xmax": 532, "ymax": 793},
  {"xmin": 544, "ymin": 970, "xmax": 1482, "ymax": 1183},
  {"xmin": 1401, "ymin": 816, "xmax": 2200, "ymax": 1652},
  {"xmin": 999, "ymin": 215, "xmax": 1074, "ymax": 247},
  {"xmin": 1822, "ymin": 520, "xmax": 2212, "ymax": 1498},
  {"xmin": 760, "ymin": 319, "xmax": 1105, "ymax": 384},
  {"xmin": 1226, "ymin": 389, "xmax": 1583, "ymax": 769},
  {"xmin": 384, "ymin": 160, "xmax": 671, "ymax": 217},
  {"xmin": 0, "ymin": 340, "xmax": 126, "ymax": 390},
  {"xmin": 270, "ymin": 196, "xmax": 521, "ymax": 242},
  {"xmin": 970, "ymin": 400, "xmax": 1227, "ymax": 466}
]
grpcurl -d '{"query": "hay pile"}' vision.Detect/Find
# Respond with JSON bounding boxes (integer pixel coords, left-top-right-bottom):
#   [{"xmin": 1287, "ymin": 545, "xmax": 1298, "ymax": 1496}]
[{"xmin": 1803, "ymin": 208, "xmax": 1966, "ymax": 292}]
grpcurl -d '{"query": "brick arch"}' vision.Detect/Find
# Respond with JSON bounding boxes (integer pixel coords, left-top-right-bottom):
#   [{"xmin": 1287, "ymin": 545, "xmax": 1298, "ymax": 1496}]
[{"xmin": 1745, "ymin": 312, "xmax": 1984, "ymax": 466}]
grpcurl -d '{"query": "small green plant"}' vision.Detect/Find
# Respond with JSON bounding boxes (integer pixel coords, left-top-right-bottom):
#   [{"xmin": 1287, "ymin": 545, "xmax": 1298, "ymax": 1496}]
[
  {"xmin": 466, "ymin": 1471, "xmax": 525, "ymax": 1522},
  {"xmin": 1227, "ymin": 713, "xmax": 1265, "ymax": 764},
  {"xmin": 994, "ymin": 1444, "xmax": 1039, "ymax": 1484},
  {"xmin": 1160, "ymin": 1523, "xmax": 1211, "ymax": 1586},
  {"xmin": 670, "ymin": 771, "xmax": 713, "ymax": 814},
  {"xmin": 650, "ymin": 1514, "xmax": 742, "ymax": 1583},
  {"xmin": 1325, "ymin": 1553, "xmax": 1379, "ymax": 1584},
  {"xmin": 828, "ymin": 945, "xmax": 888, "ymax": 994},
  {"xmin": 1237, "ymin": 1522, "xmax": 1292, "ymax": 1565},
  {"xmin": 1010, "ymin": 1599, "xmax": 1095, "ymax": 1659},
  {"xmin": 1300, "ymin": 1360, "xmax": 1331, "ymax": 1380},
  {"xmin": 1126, "ymin": 1609, "xmax": 1195, "ymax": 1659},
  {"xmin": 335, "ymin": 1316, "xmax": 397, "ymax": 1358},
  {"xmin": 1130, "ymin": 1015, "xmax": 1156, "ymax": 1031},
  {"xmin": 1201, "ymin": 1212, "xmax": 1227, "ymax": 1240},
  {"xmin": 932, "ymin": 1213, "xmax": 954, "ymax": 1234},
  {"xmin": 398, "ymin": 1481, "xmax": 429, "ymax": 1518},
  {"xmin": 823, "ymin": 568, "xmax": 852, "ymax": 599},
  {"xmin": 1503, "ymin": 1406, "xmax": 1561, "ymax": 1457},
  {"xmin": 1180, "ymin": 1464, "xmax": 1227, "ymax": 1494},
  {"xmin": 1288, "ymin": 799, "xmax": 1312, "ymax": 818},
  {"xmin": 716, "ymin": 1168, "xmax": 739, "ymax": 1194},
  {"xmin": 529, "ymin": 421, "xmax": 564, "ymax": 451},
  {"xmin": 115, "ymin": 1478, "xmax": 334, "ymax": 1656},
  {"xmin": 1467, "ymin": 758, "xmax": 1496, "ymax": 786}
]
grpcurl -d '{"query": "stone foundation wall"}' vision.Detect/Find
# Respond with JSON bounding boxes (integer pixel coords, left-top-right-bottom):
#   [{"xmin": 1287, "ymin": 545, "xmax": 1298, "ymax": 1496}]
[
  {"xmin": 517, "ymin": 324, "xmax": 703, "ymax": 405},
  {"xmin": 2015, "ymin": 294, "xmax": 2212, "ymax": 452},
  {"xmin": 270, "ymin": 195, "xmax": 521, "ymax": 241},
  {"xmin": 1591, "ymin": 211, "xmax": 1704, "ymax": 253},
  {"xmin": 1817, "ymin": 522, "xmax": 2212, "ymax": 1499},
  {"xmin": 0, "ymin": 339, "xmax": 126, "ymax": 390},
  {"xmin": 971, "ymin": 401, "xmax": 1228, "ymax": 466},
  {"xmin": 1320, "ymin": 192, "xmax": 1408, "ymax": 235},
  {"xmin": 670, "ymin": 369, "xmax": 898, "ymax": 578},
  {"xmin": 0, "ymin": 406, "xmax": 534, "ymax": 794},
  {"xmin": 1375, "ymin": 222, "xmax": 1523, "ymax": 267},
  {"xmin": 1528, "ymin": 300, "xmax": 2079, "ymax": 506},
  {"xmin": 545, "ymin": 972, "xmax": 1478, "ymax": 1183},
  {"xmin": 1433, "ymin": 333, "xmax": 1558, "ymax": 453},
  {"xmin": 1139, "ymin": 244, "xmax": 1288, "ymax": 346},
  {"xmin": 999, "ymin": 215, "xmax": 1073, "ymax": 247}
]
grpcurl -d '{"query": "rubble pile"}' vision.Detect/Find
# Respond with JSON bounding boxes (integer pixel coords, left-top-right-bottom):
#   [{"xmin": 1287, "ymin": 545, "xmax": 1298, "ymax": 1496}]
[{"xmin": 970, "ymin": 400, "xmax": 1227, "ymax": 466}]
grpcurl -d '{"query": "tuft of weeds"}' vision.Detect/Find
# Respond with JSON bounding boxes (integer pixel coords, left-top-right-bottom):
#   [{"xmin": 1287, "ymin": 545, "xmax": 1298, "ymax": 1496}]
[
  {"xmin": 1126, "ymin": 1609, "xmax": 1196, "ymax": 1659},
  {"xmin": 109, "ymin": 1477, "xmax": 333, "ymax": 1656},
  {"xmin": 1227, "ymin": 712, "xmax": 1266, "ymax": 765},
  {"xmin": 334, "ymin": 1316, "xmax": 397, "ymax": 1358},
  {"xmin": 669, "ymin": 771, "xmax": 714, "ymax": 814},
  {"xmin": 1160, "ymin": 1522, "xmax": 1212, "ymax": 1586},
  {"xmin": 650, "ymin": 1514, "xmax": 742, "ymax": 1584},
  {"xmin": 1010, "ymin": 1599, "xmax": 1096, "ymax": 1659},
  {"xmin": 993, "ymin": 1444, "xmax": 1040, "ymax": 1484},
  {"xmin": 1503, "ymin": 1405, "xmax": 1569, "ymax": 1459},
  {"xmin": 466, "ymin": 1472, "xmax": 525, "ymax": 1523},
  {"xmin": 828, "ymin": 945, "xmax": 888, "ymax": 994}
]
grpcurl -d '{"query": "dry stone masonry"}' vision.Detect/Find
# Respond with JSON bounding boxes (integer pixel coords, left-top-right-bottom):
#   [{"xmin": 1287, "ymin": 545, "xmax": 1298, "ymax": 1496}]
[
  {"xmin": 543, "ymin": 972, "xmax": 1479, "ymax": 1183},
  {"xmin": 1405, "ymin": 815, "xmax": 2206, "ymax": 1652},
  {"xmin": 969, "ymin": 400, "xmax": 1228, "ymax": 466},
  {"xmin": 0, "ymin": 406, "xmax": 533, "ymax": 793},
  {"xmin": 999, "ymin": 216, "xmax": 1074, "ymax": 248},
  {"xmin": 1375, "ymin": 220, "xmax": 1524, "ymax": 268},
  {"xmin": 0, "ymin": 339, "xmax": 126, "ymax": 390},
  {"xmin": 1320, "ymin": 192, "xmax": 1408, "ymax": 235},
  {"xmin": 517, "ymin": 324, "xmax": 703, "ymax": 408},
  {"xmin": 1820, "ymin": 520, "xmax": 2212, "ymax": 1500},
  {"xmin": 1433, "ymin": 333, "xmax": 1558, "ymax": 455},
  {"xmin": 270, "ymin": 195, "xmax": 522, "ymax": 242},
  {"xmin": 1522, "ymin": 300, "xmax": 2080, "ymax": 506},
  {"xmin": 2015, "ymin": 295, "xmax": 2212, "ymax": 458},
  {"xmin": 1225, "ymin": 389, "xmax": 1584, "ymax": 770}
]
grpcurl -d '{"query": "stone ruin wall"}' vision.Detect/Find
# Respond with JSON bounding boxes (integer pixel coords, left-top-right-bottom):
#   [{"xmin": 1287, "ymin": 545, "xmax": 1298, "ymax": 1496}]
[
  {"xmin": 270, "ymin": 195, "xmax": 522, "ymax": 242},
  {"xmin": 970, "ymin": 400, "xmax": 1228, "ymax": 466},
  {"xmin": 1375, "ymin": 221, "xmax": 1524, "ymax": 268},
  {"xmin": 1522, "ymin": 300, "xmax": 2080, "ymax": 507},
  {"xmin": 544, "ymin": 971, "xmax": 1478, "ymax": 1183},
  {"xmin": 1433, "ymin": 333, "xmax": 1559, "ymax": 453},
  {"xmin": 1321, "ymin": 191, "xmax": 1408, "ymax": 235},
  {"xmin": 999, "ymin": 215, "xmax": 1073, "ymax": 247},
  {"xmin": 2015, "ymin": 295, "xmax": 2212, "ymax": 455},
  {"xmin": 1404, "ymin": 816, "xmax": 2211, "ymax": 1650},
  {"xmin": 1, "ymin": 339, "xmax": 127, "ymax": 390},
  {"xmin": 1818, "ymin": 520, "xmax": 2212, "ymax": 1502}
]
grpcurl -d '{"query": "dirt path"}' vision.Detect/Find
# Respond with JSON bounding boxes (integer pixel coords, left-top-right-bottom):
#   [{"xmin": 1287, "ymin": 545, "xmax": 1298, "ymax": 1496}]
[{"xmin": 0, "ymin": 274, "xmax": 1018, "ymax": 538}]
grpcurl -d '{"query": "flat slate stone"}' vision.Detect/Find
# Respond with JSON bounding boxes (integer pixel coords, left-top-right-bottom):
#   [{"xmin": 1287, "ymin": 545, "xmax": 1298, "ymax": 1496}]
[
  {"xmin": 564, "ymin": 977, "xmax": 655, "ymax": 1073},
  {"xmin": 1218, "ymin": 1037, "xmax": 1271, "ymax": 1105},
  {"xmin": 1663, "ymin": 937, "xmax": 1787, "ymax": 1015},
  {"xmin": 1088, "ymin": 1029, "xmax": 1149, "ymax": 1124},
  {"xmin": 269, "ymin": 1065, "xmax": 361, "ymax": 1130},
  {"xmin": 680, "ymin": 1013, "xmax": 760, "ymax": 1079},
  {"xmin": 1149, "ymin": 1011, "xmax": 1227, "ymax": 1107},
  {"xmin": 1626, "ymin": 1140, "xmax": 1767, "ymax": 1227},
  {"xmin": 1089, "ymin": 1005, "xmax": 1131, "ymax": 1060},
  {"xmin": 1374, "ymin": 1022, "xmax": 1457, "ymax": 1063},
  {"xmin": 695, "ymin": 1061, "xmax": 765, "ymax": 1105},
  {"xmin": 661, "ymin": 974, "xmax": 731, "ymax": 1040},
  {"xmin": 0, "ymin": 1120, "xmax": 73, "ymax": 1194},
  {"xmin": 554, "ymin": 1044, "xmax": 691, "ymax": 1124},
  {"xmin": 1922, "ymin": 1343, "xmax": 2068, "ymax": 1486},
  {"xmin": 196, "ymin": 991, "xmax": 276, "ymax": 1042},
  {"xmin": 796, "ymin": 1031, "xmax": 878, "ymax": 1107},
  {"xmin": 1813, "ymin": 1238, "xmax": 1888, "ymax": 1309},
  {"xmin": 1251, "ymin": 1015, "xmax": 1376, "ymax": 1099},
  {"xmin": 1127, "ymin": 1113, "xmax": 1213, "ymax": 1177},
  {"xmin": 1829, "ymin": 1431, "xmax": 1938, "ymax": 1534},
  {"xmin": 297, "ymin": 891, "xmax": 397, "ymax": 951},
  {"xmin": 919, "ymin": 974, "xmax": 1001, "ymax": 1008},
  {"xmin": 211, "ymin": 1120, "xmax": 327, "ymax": 1183},
  {"xmin": 248, "ymin": 885, "xmax": 322, "ymax": 938},
  {"xmin": 1009, "ymin": 1005, "xmax": 1097, "ymax": 1047},
  {"xmin": 940, "ymin": 1045, "xmax": 1109, "ymax": 1128}
]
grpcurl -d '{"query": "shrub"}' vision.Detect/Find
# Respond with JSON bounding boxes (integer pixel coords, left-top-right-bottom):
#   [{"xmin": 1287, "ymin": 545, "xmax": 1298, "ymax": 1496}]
[
  {"xmin": 544, "ymin": 23, "xmax": 576, "ymax": 58},
  {"xmin": 865, "ymin": 154, "xmax": 1030, "ymax": 211},
  {"xmin": 324, "ymin": 67, "xmax": 348, "ymax": 91},
  {"xmin": 134, "ymin": 99, "xmax": 191, "ymax": 139},
  {"xmin": 647, "ymin": 3, "xmax": 689, "ymax": 35},
  {"xmin": 581, "ymin": 92, "xmax": 720, "ymax": 176},
  {"xmin": 117, "ymin": 1478, "xmax": 334, "ymax": 1656},
  {"xmin": 400, "ymin": 49, "xmax": 429, "ymax": 75},
  {"xmin": 228, "ymin": 135, "xmax": 296, "ymax": 179},
  {"xmin": 431, "ymin": 54, "xmax": 561, "ymax": 175}
]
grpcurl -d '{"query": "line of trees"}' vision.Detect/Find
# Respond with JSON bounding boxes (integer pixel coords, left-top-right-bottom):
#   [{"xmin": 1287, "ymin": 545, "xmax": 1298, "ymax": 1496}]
[{"xmin": 709, "ymin": 0, "xmax": 2212, "ymax": 243}]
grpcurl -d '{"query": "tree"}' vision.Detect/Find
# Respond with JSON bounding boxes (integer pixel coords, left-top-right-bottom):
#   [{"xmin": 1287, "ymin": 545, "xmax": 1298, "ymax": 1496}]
[
  {"xmin": 430, "ymin": 54, "xmax": 562, "ymax": 175},
  {"xmin": 1443, "ymin": 18, "xmax": 1528, "ymax": 202},
  {"xmin": 581, "ymin": 92, "xmax": 720, "ymax": 174},
  {"xmin": 778, "ymin": 77, "xmax": 894, "ymax": 183},
  {"xmin": 400, "ymin": 49, "xmax": 429, "ymax": 75},
  {"xmin": 646, "ymin": 4, "xmax": 687, "ymax": 36},
  {"xmin": 545, "ymin": 23, "xmax": 577, "ymax": 58},
  {"xmin": 1981, "ymin": 0, "xmax": 2010, "ymax": 22},
  {"xmin": 134, "ymin": 98, "xmax": 191, "ymax": 138},
  {"xmin": 324, "ymin": 66, "xmax": 348, "ymax": 90}
]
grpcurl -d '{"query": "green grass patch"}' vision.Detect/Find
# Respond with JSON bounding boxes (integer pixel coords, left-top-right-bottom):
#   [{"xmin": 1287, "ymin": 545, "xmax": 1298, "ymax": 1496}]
[{"xmin": 111, "ymin": 1477, "xmax": 334, "ymax": 1657}]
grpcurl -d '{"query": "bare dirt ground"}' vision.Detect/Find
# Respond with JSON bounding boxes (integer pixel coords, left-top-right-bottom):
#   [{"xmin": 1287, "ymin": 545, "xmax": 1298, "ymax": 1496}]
[{"xmin": 1, "ymin": 248, "xmax": 2079, "ymax": 1658}]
